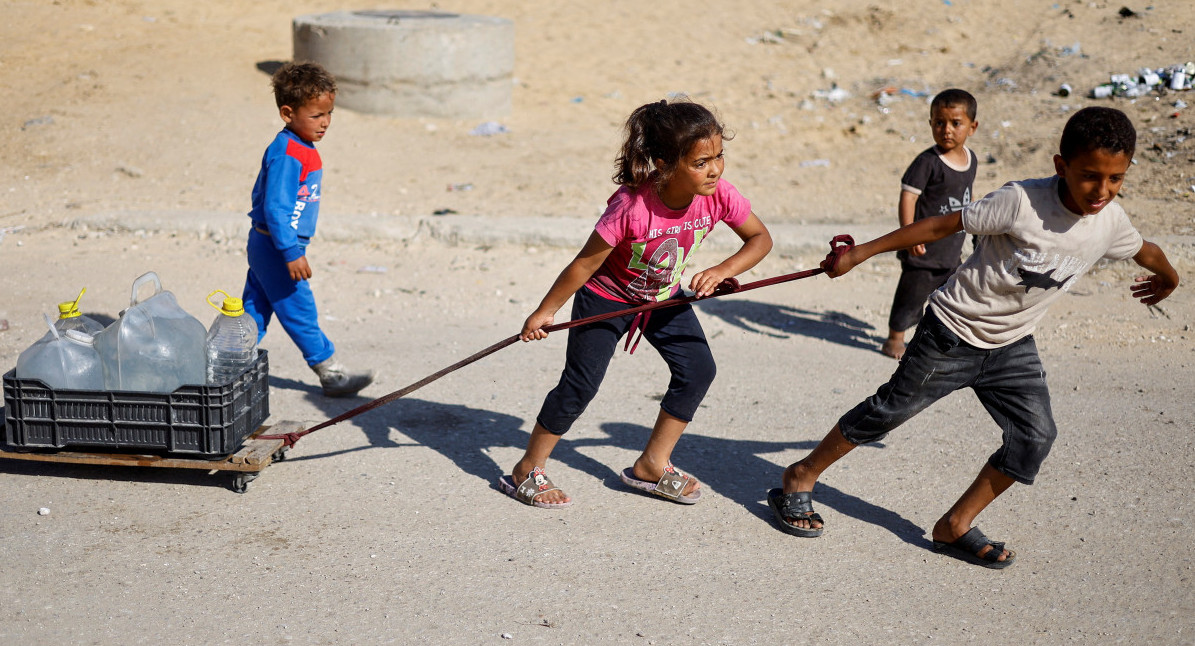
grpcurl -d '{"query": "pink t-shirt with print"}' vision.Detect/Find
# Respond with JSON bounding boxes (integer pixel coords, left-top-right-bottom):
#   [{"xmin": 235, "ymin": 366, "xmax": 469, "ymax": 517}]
[{"xmin": 585, "ymin": 179, "xmax": 752, "ymax": 303}]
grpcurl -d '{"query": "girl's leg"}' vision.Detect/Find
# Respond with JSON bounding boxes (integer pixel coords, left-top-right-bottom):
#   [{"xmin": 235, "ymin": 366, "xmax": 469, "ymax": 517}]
[
  {"xmin": 511, "ymin": 423, "xmax": 570, "ymax": 505},
  {"xmin": 931, "ymin": 463, "xmax": 1015, "ymax": 562},
  {"xmin": 633, "ymin": 303, "xmax": 715, "ymax": 496},
  {"xmin": 510, "ymin": 288, "xmax": 630, "ymax": 504},
  {"xmin": 629, "ymin": 409, "xmax": 699, "ymax": 497}
]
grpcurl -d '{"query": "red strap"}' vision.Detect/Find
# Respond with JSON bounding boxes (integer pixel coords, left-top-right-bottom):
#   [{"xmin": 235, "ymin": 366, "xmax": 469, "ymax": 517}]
[{"xmin": 259, "ymin": 235, "xmax": 854, "ymax": 447}]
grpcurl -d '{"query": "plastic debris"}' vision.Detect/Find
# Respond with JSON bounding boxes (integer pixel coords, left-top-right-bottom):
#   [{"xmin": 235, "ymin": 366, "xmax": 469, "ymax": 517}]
[
  {"xmin": 1091, "ymin": 62, "xmax": 1193, "ymax": 99},
  {"xmin": 21, "ymin": 116, "xmax": 53, "ymax": 130},
  {"xmin": 813, "ymin": 85, "xmax": 850, "ymax": 103},
  {"xmin": 468, "ymin": 121, "xmax": 509, "ymax": 136},
  {"xmin": 38, "ymin": 507, "xmax": 50, "ymax": 516},
  {"xmin": 800, "ymin": 159, "xmax": 831, "ymax": 168},
  {"xmin": 356, "ymin": 266, "xmax": 387, "ymax": 274},
  {"xmin": 446, "ymin": 183, "xmax": 473, "ymax": 192},
  {"xmin": 0, "ymin": 319, "xmax": 8, "ymax": 332}
]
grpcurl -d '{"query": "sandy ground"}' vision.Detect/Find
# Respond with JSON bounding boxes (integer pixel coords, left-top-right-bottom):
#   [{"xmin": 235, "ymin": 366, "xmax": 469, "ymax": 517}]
[{"xmin": 2, "ymin": 1, "xmax": 1194, "ymax": 644}]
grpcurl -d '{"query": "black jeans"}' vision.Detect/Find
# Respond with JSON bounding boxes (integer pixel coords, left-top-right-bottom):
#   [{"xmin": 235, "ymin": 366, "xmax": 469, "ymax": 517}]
[
  {"xmin": 840, "ymin": 308, "xmax": 1057, "ymax": 485},
  {"xmin": 536, "ymin": 287, "xmax": 716, "ymax": 435}
]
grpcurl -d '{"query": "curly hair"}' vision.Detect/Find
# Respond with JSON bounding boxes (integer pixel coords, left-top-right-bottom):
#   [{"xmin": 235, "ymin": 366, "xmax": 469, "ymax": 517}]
[
  {"xmin": 272, "ymin": 62, "xmax": 337, "ymax": 110},
  {"xmin": 1059, "ymin": 106, "xmax": 1136, "ymax": 160},
  {"xmin": 612, "ymin": 97, "xmax": 731, "ymax": 188}
]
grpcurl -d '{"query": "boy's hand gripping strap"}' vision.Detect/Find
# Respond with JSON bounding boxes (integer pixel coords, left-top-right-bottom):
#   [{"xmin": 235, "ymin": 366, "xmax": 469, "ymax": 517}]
[{"xmin": 260, "ymin": 235, "xmax": 854, "ymax": 447}]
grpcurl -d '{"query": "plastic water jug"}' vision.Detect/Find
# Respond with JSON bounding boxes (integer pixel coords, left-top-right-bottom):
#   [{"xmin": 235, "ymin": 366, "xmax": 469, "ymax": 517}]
[
  {"xmin": 94, "ymin": 272, "xmax": 207, "ymax": 392},
  {"xmin": 16, "ymin": 314, "xmax": 105, "ymax": 390},
  {"xmin": 53, "ymin": 288, "xmax": 105, "ymax": 336},
  {"xmin": 204, "ymin": 290, "xmax": 258, "ymax": 385}
]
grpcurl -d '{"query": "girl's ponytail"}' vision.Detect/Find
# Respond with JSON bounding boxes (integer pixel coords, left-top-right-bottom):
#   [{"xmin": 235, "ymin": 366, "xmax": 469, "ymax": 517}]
[{"xmin": 612, "ymin": 97, "xmax": 728, "ymax": 189}]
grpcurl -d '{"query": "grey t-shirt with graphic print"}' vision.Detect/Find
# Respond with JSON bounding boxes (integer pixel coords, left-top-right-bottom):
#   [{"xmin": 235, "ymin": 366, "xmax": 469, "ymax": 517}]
[{"xmin": 929, "ymin": 176, "xmax": 1143, "ymax": 349}]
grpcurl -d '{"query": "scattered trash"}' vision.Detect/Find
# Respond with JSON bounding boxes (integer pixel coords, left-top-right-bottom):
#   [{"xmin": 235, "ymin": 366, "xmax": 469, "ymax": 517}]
[
  {"xmin": 569, "ymin": 96, "xmax": 583, "ymax": 103},
  {"xmin": 116, "ymin": 165, "xmax": 144, "ymax": 178},
  {"xmin": 0, "ymin": 225, "xmax": 25, "ymax": 244},
  {"xmin": 357, "ymin": 266, "xmax": 387, "ymax": 274},
  {"xmin": 21, "ymin": 116, "xmax": 53, "ymax": 130},
  {"xmin": 1057, "ymin": 83, "xmax": 1073, "ymax": 97},
  {"xmin": 432, "ymin": 208, "xmax": 458, "ymax": 216},
  {"xmin": 38, "ymin": 507, "xmax": 50, "ymax": 516},
  {"xmin": 1091, "ymin": 62, "xmax": 1193, "ymax": 99},
  {"xmin": 800, "ymin": 159, "xmax": 831, "ymax": 168},
  {"xmin": 813, "ymin": 85, "xmax": 850, "ymax": 103},
  {"xmin": 468, "ymin": 121, "xmax": 509, "ymax": 136},
  {"xmin": 0, "ymin": 319, "xmax": 9, "ymax": 332},
  {"xmin": 985, "ymin": 153, "xmax": 998, "ymax": 164},
  {"xmin": 745, "ymin": 30, "xmax": 785, "ymax": 45},
  {"xmin": 446, "ymin": 183, "xmax": 473, "ymax": 192},
  {"xmin": 501, "ymin": 634, "xmax": 513, "ymax": 640},
  {"xmin": 1118, "ymin": 6, "xmax": 1137, "ymax": 19}
]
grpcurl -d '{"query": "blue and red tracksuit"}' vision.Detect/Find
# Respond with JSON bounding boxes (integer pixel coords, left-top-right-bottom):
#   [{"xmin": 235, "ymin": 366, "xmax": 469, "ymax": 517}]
[{"xmin": 241, "ymin": 127, "xmax": 335, "ymax": 366}]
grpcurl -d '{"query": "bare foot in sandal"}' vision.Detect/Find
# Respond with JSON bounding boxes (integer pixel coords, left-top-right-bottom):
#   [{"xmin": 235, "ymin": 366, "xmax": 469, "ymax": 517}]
[
  {"xmin": 778, "ymin": 461, "xmax": 824, "ymax": 532},
  {"xmin": 506, "ymin": 462, "xmax": 571, "ymax": 506},
  {"xmin": 629, "ymin": 457, "xmax": 701, "ymax": 499}
]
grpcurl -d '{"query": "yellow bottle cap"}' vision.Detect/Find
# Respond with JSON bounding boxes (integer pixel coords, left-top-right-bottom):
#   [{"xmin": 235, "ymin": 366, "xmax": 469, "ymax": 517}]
[
  {"xmin": 207, "ymin": 290, "xmax": 245, "ymax": 316},
  {"xmin": 58, "ymin": 287, "xmax": 87, "ymax": 319}
]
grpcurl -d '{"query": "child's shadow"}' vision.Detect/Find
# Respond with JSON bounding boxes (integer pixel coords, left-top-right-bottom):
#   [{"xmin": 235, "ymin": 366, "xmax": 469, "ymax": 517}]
[
  {"xmin": 695, "ymin": 299, "xmax": 879, "ymax": 351},
  {"xmin": 581, "ymin": 422, "xmax": 928, "ymax": 548}
]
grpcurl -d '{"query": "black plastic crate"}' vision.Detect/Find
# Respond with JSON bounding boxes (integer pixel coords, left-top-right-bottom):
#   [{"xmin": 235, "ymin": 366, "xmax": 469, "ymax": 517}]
[{"xmin": 2, "ymin": 350, "xmax": 269, "ymax": 457}]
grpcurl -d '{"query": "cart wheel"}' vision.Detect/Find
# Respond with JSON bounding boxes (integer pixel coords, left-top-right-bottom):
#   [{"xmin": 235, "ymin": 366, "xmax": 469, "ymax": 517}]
[
  {"xmin": 272, "ymin": 446, "xmax": 290, "ymax": 462},
  {"xmin": 231, "ymin": 472, "xmax": 259, "ymax": 493}
]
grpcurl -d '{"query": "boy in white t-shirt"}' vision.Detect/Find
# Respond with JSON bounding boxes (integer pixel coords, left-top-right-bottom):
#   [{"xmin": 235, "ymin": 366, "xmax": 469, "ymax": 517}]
[{"xmin": 767, "ymin": 107, "xmax": 1179, "ymax": 569}]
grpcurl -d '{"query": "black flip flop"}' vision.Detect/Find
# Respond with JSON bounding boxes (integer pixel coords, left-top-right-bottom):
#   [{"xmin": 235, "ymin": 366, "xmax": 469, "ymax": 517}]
[
  {"xmin": 767, "ymin": 488, "xmax": 824, "ymax": 537},
  {"xmin": 933, "ymin": 527, "xmax": 1016, "ymax": 569}
]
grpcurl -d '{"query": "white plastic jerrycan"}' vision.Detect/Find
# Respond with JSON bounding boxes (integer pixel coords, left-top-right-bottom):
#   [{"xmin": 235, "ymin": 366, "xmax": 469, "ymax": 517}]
[
  {"xmin": 94, "ymin": 272, "xmax": 207, "ymax": 392},
  {"xmin": 16, "ymin": 314, "xmax": 105, "ymax": 390}
]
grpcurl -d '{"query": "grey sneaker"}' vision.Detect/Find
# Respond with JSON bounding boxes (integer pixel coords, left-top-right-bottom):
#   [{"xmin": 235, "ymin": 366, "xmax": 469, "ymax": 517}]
[{"xmin": 311, "ymin": 357, "xmax": 374, "ymax": 398}]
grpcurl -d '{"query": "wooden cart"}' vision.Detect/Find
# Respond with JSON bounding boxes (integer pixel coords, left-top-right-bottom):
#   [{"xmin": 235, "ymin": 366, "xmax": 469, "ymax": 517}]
[{"xmin": 0, "ymin": 420, "xmax": 303, "ymax": 493}]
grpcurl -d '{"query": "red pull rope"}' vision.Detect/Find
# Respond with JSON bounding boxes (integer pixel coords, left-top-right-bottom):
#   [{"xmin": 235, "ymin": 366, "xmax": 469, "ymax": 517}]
[{"xmin": 259, "ymin": 235, "xmax": 854, "ymax": 447}]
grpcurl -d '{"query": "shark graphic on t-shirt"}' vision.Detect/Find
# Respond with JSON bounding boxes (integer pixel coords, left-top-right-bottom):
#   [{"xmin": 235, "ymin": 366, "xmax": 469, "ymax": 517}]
[{"xmin": 1015, "ymin": 267, "xmax": 1069, "ymax": 292}]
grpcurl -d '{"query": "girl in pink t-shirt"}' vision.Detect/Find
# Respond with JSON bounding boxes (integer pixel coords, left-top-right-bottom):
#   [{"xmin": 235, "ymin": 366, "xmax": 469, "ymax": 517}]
[{"xmin": 498, "ymin": 99, "xmax": 773, "ymax": 508}]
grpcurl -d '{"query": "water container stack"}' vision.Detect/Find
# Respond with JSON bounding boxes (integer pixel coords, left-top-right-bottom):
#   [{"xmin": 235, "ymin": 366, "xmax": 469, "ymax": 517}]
[
  {"xmin": 204, "ymin": 290, "xmax": 259, "ymax": 385},
  {"xmin": 3, "ymin": 273, "xmax": 271, "ymax": 457}
]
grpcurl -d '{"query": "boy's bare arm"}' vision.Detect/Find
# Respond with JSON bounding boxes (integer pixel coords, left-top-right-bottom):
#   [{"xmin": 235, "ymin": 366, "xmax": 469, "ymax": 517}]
[
  {"xmin": 897, "ymin": 191, "xmax": 927, "ymax": 256},
  {"xmin": 1129, "ymin": 240, "xmax": 1180, "ymax": 306},
  {"xmin": 829, "ymin": 211, "xmax": 964, "ymax": 277}
]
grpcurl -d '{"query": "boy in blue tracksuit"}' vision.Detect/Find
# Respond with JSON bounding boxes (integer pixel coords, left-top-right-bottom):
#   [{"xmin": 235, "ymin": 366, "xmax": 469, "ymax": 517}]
[{"xmin": 242, "ymin": 62, "xmax": 372, "ymax": 397}]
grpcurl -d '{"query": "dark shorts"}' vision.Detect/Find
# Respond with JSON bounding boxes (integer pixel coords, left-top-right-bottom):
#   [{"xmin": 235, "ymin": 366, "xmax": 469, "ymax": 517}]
[
  {"xmin": 536, "ymin": 287, "xmax": 716, "ymax": 435},
  {"xmin": 839, "ymin": 308, "xmax": 1057, "ymax": 485}
]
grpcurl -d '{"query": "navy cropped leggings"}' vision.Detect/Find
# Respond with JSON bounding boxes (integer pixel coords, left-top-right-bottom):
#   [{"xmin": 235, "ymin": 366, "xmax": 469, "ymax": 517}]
[{"xmin": 536, "ymin": 287, "xmax": 716, "ymax": 435}]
